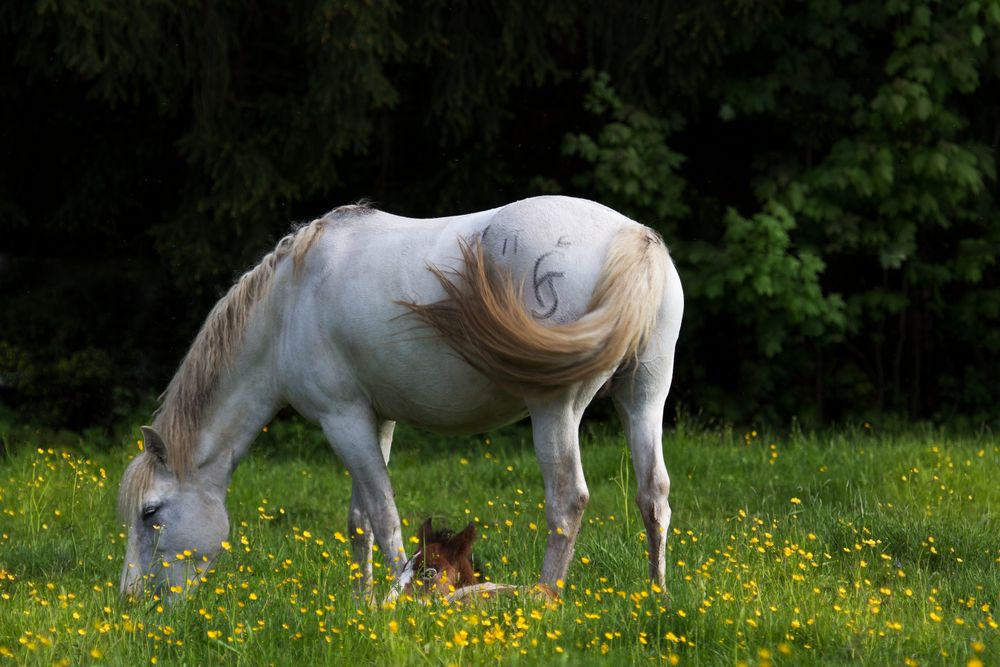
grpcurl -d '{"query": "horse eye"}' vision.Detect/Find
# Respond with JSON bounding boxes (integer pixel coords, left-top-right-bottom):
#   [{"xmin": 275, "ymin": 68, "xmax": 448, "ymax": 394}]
[
  {"xmin": 422, "ymin": 567, "xmax": 438, "ymax": 580},
  {"xmin": 141, "ymin": 504, "xmax": 161, "ymax": 519}
]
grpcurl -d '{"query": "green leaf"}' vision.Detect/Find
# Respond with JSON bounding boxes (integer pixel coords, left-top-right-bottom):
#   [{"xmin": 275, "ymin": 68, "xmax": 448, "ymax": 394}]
[{"xmin": 989, "ymin": 1, "xmax": 1000, "ymax": 25}]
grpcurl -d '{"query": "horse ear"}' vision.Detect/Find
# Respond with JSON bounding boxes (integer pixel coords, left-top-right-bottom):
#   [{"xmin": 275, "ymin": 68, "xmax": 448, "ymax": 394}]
[
  {"xmin": 140, "ymin": 426, "xmax": 168, "ymax": 467},
  {"xmin": 450, "ymin": 522, "xmax": 477, "ymax": 557}
]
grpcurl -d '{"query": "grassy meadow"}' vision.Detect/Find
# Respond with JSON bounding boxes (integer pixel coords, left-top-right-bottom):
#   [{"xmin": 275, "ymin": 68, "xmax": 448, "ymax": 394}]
[{"xmin": 0, "ymin": 416, "xmax": 996, "ymax": 665}]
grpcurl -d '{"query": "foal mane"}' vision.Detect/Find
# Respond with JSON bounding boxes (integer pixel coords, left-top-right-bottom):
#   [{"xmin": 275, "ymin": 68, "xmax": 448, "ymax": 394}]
[
  {"xmin": 119, "ymin": 203, "xmax": 373, "ymax": 520},
  {"xmin": 420, "ymin": 526, "xmax": 461, "ymax": 547}
]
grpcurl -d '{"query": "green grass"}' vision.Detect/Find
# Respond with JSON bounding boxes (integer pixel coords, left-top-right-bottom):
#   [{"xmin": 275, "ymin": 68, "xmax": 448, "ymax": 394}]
[{"xmin": 0, "ymin": 417, "xmax": 997, "ymax": 665}]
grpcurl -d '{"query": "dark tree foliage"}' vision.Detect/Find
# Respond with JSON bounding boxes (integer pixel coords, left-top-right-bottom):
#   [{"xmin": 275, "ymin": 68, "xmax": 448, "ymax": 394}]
[{"xmin": 1, "ymin": 0, "xmax": 997, "ymax": 428}]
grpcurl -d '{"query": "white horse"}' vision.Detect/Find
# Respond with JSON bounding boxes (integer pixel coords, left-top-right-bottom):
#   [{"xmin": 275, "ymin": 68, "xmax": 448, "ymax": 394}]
[{"xmin": 118, "ymin": 195, "xmax": 683, "ymax": 601}]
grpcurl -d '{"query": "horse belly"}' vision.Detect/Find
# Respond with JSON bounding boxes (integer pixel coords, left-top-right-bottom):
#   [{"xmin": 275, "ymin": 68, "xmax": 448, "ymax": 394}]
[
  {"xmin": 365, "ymin": 364, "xmax": 528, "ymax": 435},
  {"xmin": 301, "ymin": 259, "xmax": 527, "ymax": 433},
  {"xmin": 338, "ymin": 309, "xmax": 528, "ymax": 433}
]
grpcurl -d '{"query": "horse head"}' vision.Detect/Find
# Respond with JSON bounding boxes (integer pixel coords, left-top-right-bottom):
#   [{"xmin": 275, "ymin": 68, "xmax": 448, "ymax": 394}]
[{"xmin": 119, "ymin": 426, "xmax": 230, "ymax": 600}]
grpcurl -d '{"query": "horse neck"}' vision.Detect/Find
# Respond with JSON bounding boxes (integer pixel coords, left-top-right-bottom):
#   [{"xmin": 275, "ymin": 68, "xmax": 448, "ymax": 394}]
[{"xmin": 186, "ymin": 307, "xmax": 282, "ymax": 493}]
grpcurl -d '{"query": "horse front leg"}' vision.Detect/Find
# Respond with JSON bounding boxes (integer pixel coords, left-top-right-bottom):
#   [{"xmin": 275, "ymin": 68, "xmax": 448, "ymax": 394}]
[
  {"xmin": 526, "ymin": 397, "xmax": 590, "ymax": 589},
  {"xmin": 347, "ymin": 485, "xmax": 375, "ymax": 603},
  {"xmin": 321, "ymin": 410, "xmax": 405, "ymax": 604},
  {"xmin": 346, "ymin": 420, "xmax": 395, "ymax": 603}
]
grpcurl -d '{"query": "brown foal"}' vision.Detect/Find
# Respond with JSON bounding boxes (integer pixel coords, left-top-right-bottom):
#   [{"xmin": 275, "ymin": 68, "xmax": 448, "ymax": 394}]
[{"xmin": 397, "ymin": 518, "xmax": 557, "ymax": 603}]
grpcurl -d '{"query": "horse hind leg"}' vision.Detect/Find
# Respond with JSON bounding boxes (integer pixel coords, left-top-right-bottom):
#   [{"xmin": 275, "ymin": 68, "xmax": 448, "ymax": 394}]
[
  {"xmin": 525, "ymin": 377, "xmax": 606, "ymax": 589},
  {"xmin": 612, "ymin": 348, "xmax": 678, "ymax": 589},
  {"xmin": 613, "ymin": 257, "xmax": 681, "ymax": 589}
]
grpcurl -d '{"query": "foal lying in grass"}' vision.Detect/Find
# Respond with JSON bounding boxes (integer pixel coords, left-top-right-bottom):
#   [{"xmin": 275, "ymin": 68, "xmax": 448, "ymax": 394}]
[{"xmin": 395, "ymin": 519, "xmax": 558, "ymax": 604}]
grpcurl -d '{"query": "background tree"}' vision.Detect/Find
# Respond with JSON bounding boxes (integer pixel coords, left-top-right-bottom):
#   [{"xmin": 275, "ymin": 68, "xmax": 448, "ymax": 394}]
[{"xmin": 1, "ymin": 0, "xmax": 997, "ymax": 429}]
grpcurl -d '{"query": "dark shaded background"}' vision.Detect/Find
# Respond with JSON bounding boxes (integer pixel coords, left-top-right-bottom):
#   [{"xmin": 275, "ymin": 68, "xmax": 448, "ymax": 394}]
[{"xmin": 2, "ymin": 1, "xmax": 998, "ymax": 431}]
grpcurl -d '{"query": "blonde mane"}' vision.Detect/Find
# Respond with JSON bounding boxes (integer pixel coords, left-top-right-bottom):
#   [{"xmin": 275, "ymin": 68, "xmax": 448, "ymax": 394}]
[{"xmin": 119, "ymin": 204, "xmax": 372, "ymax": 520}]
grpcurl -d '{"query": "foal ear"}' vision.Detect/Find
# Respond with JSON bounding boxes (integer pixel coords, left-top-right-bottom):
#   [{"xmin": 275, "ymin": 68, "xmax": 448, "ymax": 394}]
[
  {"xmin": 418, "ymin": 517, "xmax": 434, "ymax": 545},
  {"xmin": 449, "ymin": 522, "xmax": 477, "ymax": 557},
  {"xmin": 140, "ymin": 426, "xmax": 168, "ymax": 467}
]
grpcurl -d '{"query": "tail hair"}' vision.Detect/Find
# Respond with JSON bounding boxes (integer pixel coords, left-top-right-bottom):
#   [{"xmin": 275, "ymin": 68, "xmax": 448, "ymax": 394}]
[{"xmin": 400, "ymin": 224, "xmax": 669, "ymax": 397}]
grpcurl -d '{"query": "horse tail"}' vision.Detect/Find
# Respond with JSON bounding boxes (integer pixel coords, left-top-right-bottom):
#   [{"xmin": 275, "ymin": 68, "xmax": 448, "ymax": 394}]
[{"xmin": 401, "ymin": 223, "xmax": 670, "ymax": 397}]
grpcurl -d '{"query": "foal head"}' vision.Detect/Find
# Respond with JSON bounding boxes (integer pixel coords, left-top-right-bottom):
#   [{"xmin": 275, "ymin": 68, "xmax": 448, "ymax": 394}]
[{"xmin": 398, "ymin": 518, "xmax": 479, "ymax": 598}]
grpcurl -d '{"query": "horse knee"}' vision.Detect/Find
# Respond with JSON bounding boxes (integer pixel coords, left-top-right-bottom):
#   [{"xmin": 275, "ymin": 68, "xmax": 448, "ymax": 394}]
[
  {"xmin": 348, "ymin": 498, "xmax": 370, "ymax": 533},
  {"xmin": 637, "ymin": 472, "xmax": 670, "ymax": 524},
  {"xmin": 348, "ymin": 505, "xmax": 363, "ymax": 528},
  {"xmin": 646, "ymin": 473, "xmax": 670, "ymax": 502},
  {"xmin": 571, "ymin": 489, "xmax": 590, "ymax": 517},
  {"xmin": 549, "ymin": 487, "xmax": 589, "ymax": 530}
]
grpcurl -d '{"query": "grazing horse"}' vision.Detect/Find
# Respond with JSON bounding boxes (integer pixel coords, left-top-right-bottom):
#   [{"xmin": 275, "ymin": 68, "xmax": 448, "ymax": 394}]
[
  {"xmin": 398, "ymin": 518, "xmax": 558, "ymax": 604},
  {"xmin": 118, "ymin": 195, "xmax": 684, "ymax": 601}
]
